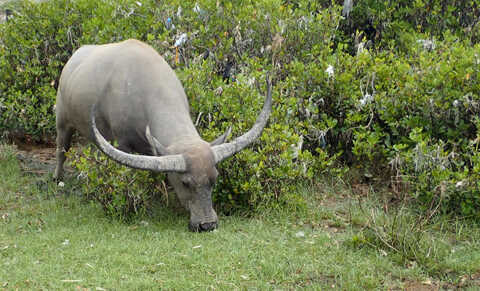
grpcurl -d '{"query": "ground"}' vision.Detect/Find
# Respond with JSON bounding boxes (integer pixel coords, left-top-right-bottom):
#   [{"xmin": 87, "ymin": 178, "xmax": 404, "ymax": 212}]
[
  {"xmin": 1, "ymin": 143, "xmax": 480, "ymax": 290},
  {"xmin": 15, "ymin": 143, "xmax": 57, "ymax": 175}
]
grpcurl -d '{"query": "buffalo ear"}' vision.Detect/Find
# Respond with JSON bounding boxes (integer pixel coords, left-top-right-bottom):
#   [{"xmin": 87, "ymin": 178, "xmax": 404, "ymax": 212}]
[
  {"xmin": 146, "ymin": 125, "xmax": 169, "ymax": 156},
  {"xmin": 210, "ymin": 126, "xmax": 232, "ymax": 146}
]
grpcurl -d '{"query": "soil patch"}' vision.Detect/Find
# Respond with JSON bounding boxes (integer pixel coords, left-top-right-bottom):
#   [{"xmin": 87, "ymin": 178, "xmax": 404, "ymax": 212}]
[
  {"xmin": 10, "ymin": 139, "xmax": 74, "ymax": 176},
  {"xmin": 11, "ymin": 137, "xmax": 85, "ymax": 176},
  {"xmin": 15, "ymin": 144, "xmax": 57, "ymax": 175},
  {"xmin": 402, "ymin": 280, "xmax": 439, "ymax": 291}
]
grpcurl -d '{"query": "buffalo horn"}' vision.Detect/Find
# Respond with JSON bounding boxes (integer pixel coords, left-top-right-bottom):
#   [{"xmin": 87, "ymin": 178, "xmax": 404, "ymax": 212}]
[
  {"xmin": 146, "ymin": 125, "xmax": 169, "ymax": 156},
  {"xmin": 211, "ymin": 74, "xmax": 273, "ymax": 163},
  {"xmin": 210, "ymin": 126, "xmax": 232, "ymax": 146},
  {"xmin": 90, "ymin": 105, "xmax": 187, "ymax": 172}
]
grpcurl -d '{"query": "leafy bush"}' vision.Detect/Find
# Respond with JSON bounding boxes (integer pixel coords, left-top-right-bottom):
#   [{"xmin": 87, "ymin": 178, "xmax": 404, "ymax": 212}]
[
  {"xmin": 1, "ymin": 0, "xmax": 343, "ymax": 215},
  {"xmin": 180, "ymin": 64, "xmax": 340, "ymax": 212},
  {"xmin": 337, "ymin": 0, "xmax": 480, "ymax": 53},
  {"xmin": 0, "ymin": 0, "xmax": 161, "ymax": 140},
  {"xmin": 67, "ymin": 145, "xmax": 163, "ymax": 220},
  {"xmin": 1, "ymin": 0, "xmax": 480, "ymax": 218}
]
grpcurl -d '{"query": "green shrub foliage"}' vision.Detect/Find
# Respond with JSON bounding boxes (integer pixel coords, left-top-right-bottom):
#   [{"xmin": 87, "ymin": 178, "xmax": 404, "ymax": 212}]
[
  {"xmin": 68, "ymin": 146, "xmax": 161, "ymax": 221},
  {"xmin": 1, "ymin": 0, "xmax": 480, "ymax": 217}
]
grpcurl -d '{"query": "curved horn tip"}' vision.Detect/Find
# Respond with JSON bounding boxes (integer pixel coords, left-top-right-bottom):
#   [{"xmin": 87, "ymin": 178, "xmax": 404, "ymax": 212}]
[
  {"xmin": 210, "ymin": 126, "xmax": 233, "ymax": 146},
  {"xmin": 226, "ymin": 126, "xmax": 232, "ymax": 137},
  {"xmin": 266, "ymin": 73, "xmax": 272, "ymax": 98},
  {"xmin": 145, "ymin": 125, "xmax": 158, "ymax": 156},
  {"xmin": 145, "ymin": 125, "xmax": 169, "ymax": 156},
  {"xmin": 211, "ymin": 72, "xmax": 274, "ymax": 163}
]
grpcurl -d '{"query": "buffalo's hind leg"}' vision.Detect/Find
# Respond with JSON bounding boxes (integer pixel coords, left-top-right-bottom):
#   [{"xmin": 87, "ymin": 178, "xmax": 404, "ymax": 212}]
[{"xmin": 54, "ymin": 126, "xmax": 74, "ymax": 180}]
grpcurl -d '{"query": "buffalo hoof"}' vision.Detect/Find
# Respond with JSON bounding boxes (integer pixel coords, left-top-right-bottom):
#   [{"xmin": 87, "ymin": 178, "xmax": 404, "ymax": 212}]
[{"xmin": 189, "ymin": 222, "xmax": 218, "ymax": 232}]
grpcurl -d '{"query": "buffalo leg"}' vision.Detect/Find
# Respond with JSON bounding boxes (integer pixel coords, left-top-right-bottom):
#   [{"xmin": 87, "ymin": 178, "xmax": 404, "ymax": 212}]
[{"xmin": 54, "ymin": 126, "xmax": 73, "ymax": 180}]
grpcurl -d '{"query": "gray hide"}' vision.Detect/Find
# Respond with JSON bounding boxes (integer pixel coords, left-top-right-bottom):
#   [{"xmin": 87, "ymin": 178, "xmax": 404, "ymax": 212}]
[{"xmin": 54, "ymin": 39, "xmax": 272, "ymax": 232}]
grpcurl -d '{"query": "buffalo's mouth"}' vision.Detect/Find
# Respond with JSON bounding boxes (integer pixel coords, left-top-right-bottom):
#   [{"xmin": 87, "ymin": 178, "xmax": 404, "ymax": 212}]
[{"xmin": 188, "ymin": 221, "xmax": 218, "ymax": 232}]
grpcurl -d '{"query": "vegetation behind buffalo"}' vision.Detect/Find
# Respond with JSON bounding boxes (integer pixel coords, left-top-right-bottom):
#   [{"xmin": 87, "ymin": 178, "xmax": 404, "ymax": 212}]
[{"xmin": 1, "ymin": 0, "xmax": 480, "ymax": 217}]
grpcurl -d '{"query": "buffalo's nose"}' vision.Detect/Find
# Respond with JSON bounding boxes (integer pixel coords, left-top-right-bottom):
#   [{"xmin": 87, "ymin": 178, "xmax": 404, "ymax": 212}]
[
  {"xmin": 188, "ymin": 222, "xmax": 217, "ymax": 232},
  {"xmin": 200, "ymin": 222, "xmax": 217, "ymax": 231}
]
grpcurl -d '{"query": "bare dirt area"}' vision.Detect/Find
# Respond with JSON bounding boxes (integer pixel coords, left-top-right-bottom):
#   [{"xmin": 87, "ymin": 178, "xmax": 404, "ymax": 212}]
[
  {"xmin": 13, "ymin": 142, "xmax": 57, "ymax": 175},
  {"xmin": 8, "ymin": 134, "xmax": 85, "ymax": 176},
  {"xmin": 10, "ymin": 138, "xmax": 81, "ymax": 177}
]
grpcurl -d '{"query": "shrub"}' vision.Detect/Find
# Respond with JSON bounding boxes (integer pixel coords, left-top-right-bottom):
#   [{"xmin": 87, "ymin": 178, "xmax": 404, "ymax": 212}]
[
  {"xmin": 1, "ymin": 0, "xmax": 480, "ymax": 218},
  {"xmin": 0, "ymin": 0, "xmax": 344, "ymax": 215},
  {"xmin": 67, "ymin": 145, "xmax": 163, "ymax": 221},
  {"xmin": 179, "ymin": 62, "xmax": 341, "ymax": 212},
  {"xmin": 337, "ymin": 0, "xmax": 480, "ymax": 53},
  {"xmin": 0, "ymin": 0, "xmax": 161, "ymax": 140}
]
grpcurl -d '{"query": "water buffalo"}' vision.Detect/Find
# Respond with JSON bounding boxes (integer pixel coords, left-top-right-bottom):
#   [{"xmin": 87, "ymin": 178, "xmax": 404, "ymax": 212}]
[{"xmin": 54, "ymin": 39, "xmax": 272, "ymax": 232}]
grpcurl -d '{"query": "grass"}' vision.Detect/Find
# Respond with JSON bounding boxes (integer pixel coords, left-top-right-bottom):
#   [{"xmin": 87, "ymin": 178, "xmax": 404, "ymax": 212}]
[{"xmin": 1, "ymin": 144, "xmax": 480, "ymax": 290}]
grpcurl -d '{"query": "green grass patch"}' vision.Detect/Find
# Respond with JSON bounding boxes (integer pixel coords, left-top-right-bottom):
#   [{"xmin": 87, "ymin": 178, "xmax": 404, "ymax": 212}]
[{"xmin": 1, "ymin": 144, "xmax": 480, "ymax": 290}]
